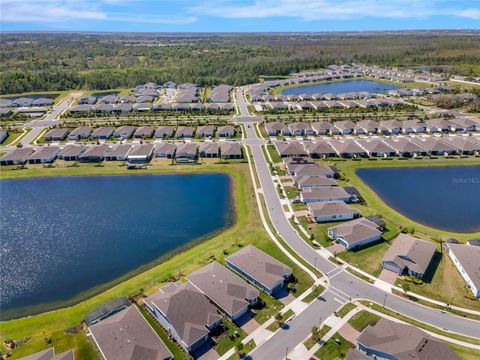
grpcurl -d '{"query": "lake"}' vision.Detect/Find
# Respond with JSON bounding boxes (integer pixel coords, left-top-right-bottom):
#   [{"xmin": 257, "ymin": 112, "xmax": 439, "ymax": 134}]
[
  {"xmin": 0, "ymin": 174, "xmax": 233, "ymax": 318},
  {"xmin": 282, "ymin": 79, "xmax": 401, "ymax": 95},
  {"xmin": 357, "ymin": 166, "xmax": 480, "ymax": 233}
]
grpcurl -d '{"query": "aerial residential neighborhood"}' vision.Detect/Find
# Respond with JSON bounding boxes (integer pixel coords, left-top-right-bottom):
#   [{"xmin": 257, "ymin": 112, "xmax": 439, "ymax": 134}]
[{"xmin": 1, "ymin": 2, "xmax": 480, "ymax": 360}]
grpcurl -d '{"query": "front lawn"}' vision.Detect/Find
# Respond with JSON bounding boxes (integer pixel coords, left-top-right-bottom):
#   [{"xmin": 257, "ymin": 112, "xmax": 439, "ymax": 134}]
[
  {"xmin": 348, "ymin": 310, "xmax": 380, "ymax": 332},
  {"xmin": 314, "ymin": 333, "xmax": 354, "ymax": 360},
  {"xmin": 338, "ymin": 241, "xmax": 390, "ymax": 277}
]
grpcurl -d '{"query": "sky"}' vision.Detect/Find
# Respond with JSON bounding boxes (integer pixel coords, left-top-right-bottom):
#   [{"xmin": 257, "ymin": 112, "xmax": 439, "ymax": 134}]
[{"xmin": 0, "ymin": 0, "xmax": 479, "ymax": 32}]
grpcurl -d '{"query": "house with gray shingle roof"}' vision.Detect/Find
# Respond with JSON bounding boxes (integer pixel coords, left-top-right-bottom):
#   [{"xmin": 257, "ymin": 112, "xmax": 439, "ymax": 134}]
[
  {"xmin": 91, "ymin": 127, "xmax": 114, "ymax": 140},
  {"xmin": 175, "ymin": 126, "xmax": 195, "ymax": 138},
  {"xmin": 145, "ymin": 281, "xmax": 221, "ymax": 352},
  {"xmin": 274, "ymin": 141, "xmax": 307, "ymax": 158},
  {"xmin": 155, "ymin": 126, "xmax": 174, "ymax": 139},
  {"xmin": 308, "ymin": 201, "xmax": 360, "ymax": 223},
  {"xmin": 446, "ymin": 243, "xmax": 480, "ymax": 298},
  {"xmin": 0, "ymin": 148, "xmax": 34, "ymax": 166},
  {"xmin": 187, "ymin": 262, "xmax": 259, "ymax": 321},
  {"xmin": 175, "ymin": 143, "xmax": 197, "ymax": 162},
  {"xmin": 154, "ymin": 143, "xmax": 176, "ymax": 158},
  {"xmin": 44, "ymin": 128, "xmax": 68, "ymax": 141},
  {"xmin": 89, "ymin": 305, "xmax": 173, "ymax": 360},
  {"xmin": 382, "ymin": 138, "xmax": 428, "ymax": 157},
  {"xmin": 105, "ymin": 144, "xmax": 131, "ymax": 161},
  {"xmin": 198, "ymin": 142, "xmax": 219, "ymax": 158},
  {"xmin": 27, "ymin": 146, "xmax": 60, "ymax": 164},
  {"xmin": 218, "ymin": 125, "xmax": 235, "ymax": 138},
  {"xmin": 196, "ymin": 125, "xmax": 215, "ymax": 138},
  {"xmin": 382, "ymin": 233, "xmax": 437, "ymax": 279},
  {"xmin": 57, "ymin": 145, "xmax": 85, "ymax": 161},
  {"xmin": 17, "ymin": 347, "xmax": 74, "ymax": 360},
  {"xmin": 68, "ymin": 127, "xmax": 92, "ymax": 140},
  {"xmin": 226, "ymin": 245, "xmax": 292, "ymax": 295},
  {"xmin": 305, "ymin": 141, "xmax": 337, "ymax": 158},
  {"xmin": 220, "ymin": 142, "xmax": 242, "ymax": 159}
]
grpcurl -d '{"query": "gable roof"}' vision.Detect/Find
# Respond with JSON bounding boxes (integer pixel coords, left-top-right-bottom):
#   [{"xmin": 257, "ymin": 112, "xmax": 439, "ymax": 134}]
[
  {"xmin": 226, "ymin": 245, "xmax": 292, "ymax": 290},
  {"xmin": 328, "ymin": 218, "xmax": 381, "ymax": 245},
  {"xmin": 187, "ymin": 262, "xmax": 259, "ymax": 318},
  {"xmin": 382, "ymin": 234, "xmax": 437, "ymax": 275},
  {"xmin": 146, "ymin": 282, "xmax": 221, "ymax": 348},
  {"xmin": 447, "ymin": 243, "xmax": 480, "ymax": 292},
  {"xmin": 308, "ymin": 201, "xmax": 359, "ymax": 217},
  {"xmin": 358, "ymin": 318, "xmax": 460, "ymax": 360},
  {"xmin": 90, "ymin": 305, "xmax": 172, "ymax": 360}
]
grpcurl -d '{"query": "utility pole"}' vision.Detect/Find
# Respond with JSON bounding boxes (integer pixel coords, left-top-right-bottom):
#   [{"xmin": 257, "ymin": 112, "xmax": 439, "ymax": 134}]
[
  {"xmin": 383, "ymin": 294, "xmax": 387, "ymax": 309},
  {"xmin": 285, "ymin": 347, "xmax": 288, "ymax": 360},
  {"xmin": 314, "ymin": 257, "xmax": 317, "ymax": 270}
]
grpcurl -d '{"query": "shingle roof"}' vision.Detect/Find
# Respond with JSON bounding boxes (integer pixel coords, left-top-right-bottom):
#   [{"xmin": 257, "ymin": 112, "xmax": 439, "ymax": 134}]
[
  {"xmin": 226, "ymin": 245, "xmax": 292, "ymax": 291},
  {"xmin": 447, "ymin": 243, "xmax": 480, "ymax": 292},
  {"xmin": 308, "ymin": 201, "xmax": 359, "ymax": 217},
  {"xmin": 145, "ymin": 281, "xmax": 221, "ymax": 348},
  {"xmin": 358, "ymin": 318, "xmax": 460, "ymax": 360},
  {"xmin": 90, "ymin": 305, "xmax": 172, "ymax": 360},
  {"xmin": 382, "ymin": 234, "xmax": 437, "ymax": 275},
  {"xmin": 187, "ymin": 262, "xmax": 259, "ymax": 318},
  {"xmin": 328, "ymin": 218, "xmax": 381, "ymax": 245},
  {"xmin": 18, "ymin": 348, "xmax": 55, "ymax": 360}
]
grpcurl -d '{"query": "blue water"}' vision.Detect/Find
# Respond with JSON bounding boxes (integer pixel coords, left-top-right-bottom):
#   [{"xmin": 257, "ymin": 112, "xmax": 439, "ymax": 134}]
[
  {"xmin": 357, "ymin": 166, "xmax": 480, "ymax": 233},
  {"xmin": 282, "ymin": 80, "xmax": 401, "ymax": 95},
  {"xmin": 0, "ymin": 174, "xmax": 233, "ymax": 316}
]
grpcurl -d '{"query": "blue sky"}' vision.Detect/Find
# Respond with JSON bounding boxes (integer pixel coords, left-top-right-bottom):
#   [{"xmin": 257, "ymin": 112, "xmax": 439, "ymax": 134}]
[{"xmin": 1, "ymin": 0, "xmax": 479, "ymax": 32}]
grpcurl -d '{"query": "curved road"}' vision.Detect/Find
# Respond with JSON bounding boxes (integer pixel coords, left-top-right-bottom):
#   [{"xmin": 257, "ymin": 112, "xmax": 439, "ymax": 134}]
[{"xmin": 234, "ymin": 87, "xmax": 480, "ymax": 359}]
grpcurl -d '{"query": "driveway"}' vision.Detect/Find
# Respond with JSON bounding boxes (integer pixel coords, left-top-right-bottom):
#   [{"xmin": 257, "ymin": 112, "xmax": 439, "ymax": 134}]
[
  {"xmin": 338, "ymin": 323, "xmax": 360, "ymax": 344},
  {"xmin": 378, "ymin": 269, "xmax": 398, "ymax": 285}
]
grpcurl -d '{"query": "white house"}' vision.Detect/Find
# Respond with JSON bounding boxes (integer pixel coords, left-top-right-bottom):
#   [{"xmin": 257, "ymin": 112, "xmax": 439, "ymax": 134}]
[{"xmin": 446, "ymin": 243, "xmax": 480, "ymax": 298}]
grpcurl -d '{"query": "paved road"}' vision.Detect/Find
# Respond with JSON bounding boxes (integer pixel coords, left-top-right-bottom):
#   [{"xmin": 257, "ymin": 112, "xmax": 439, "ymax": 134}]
[
  {"xmin": 233, "ymin": 87, "xmax": 480, "ymax": 359},
  {"xmin": 20, "ymin": 97, "xmax": 72, "ymax": 146}
]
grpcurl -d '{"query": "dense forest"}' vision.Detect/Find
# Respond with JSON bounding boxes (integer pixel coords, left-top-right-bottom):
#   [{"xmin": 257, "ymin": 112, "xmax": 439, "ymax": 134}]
[{"xmin": 1, "ymin": 31, "xmax": 480, "ymax": 94}]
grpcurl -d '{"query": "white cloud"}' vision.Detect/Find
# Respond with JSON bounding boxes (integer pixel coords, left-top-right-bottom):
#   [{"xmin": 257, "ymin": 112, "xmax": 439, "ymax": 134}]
[
  {"xmin": 193, "ymin": 0, "xmax": 480, "ymax": 21},
  {"xmin": 0, "ymin": 0, "xmax": 197, "ymax": 25}
]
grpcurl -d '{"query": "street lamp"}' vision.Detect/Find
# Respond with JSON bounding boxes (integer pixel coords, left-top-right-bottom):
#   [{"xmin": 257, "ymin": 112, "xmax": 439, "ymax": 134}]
[
  {"xmin": 285, "ymin": 347, "xmax": 289, "ymax": 360},
  {"xmin": 314, "ymin": 257, "xmax": 317, "ymax": 270},
  {"xmin": 383, "ymin": 294, "xmax": 387, "ymax": 309}
]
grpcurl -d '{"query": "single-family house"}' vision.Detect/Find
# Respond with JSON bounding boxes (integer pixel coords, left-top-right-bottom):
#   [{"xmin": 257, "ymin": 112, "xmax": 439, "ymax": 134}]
[
  {"xmin": 78, "ymin": 95, "xmax": 97, "ymax": 105},
  {"xmin": 105, "ymin": 144, "xmax": 131, "ymax": 161},
  {"xmin": 450, "ymin": 118, "xmax": 479, "ymax": 132},
  {"xmin": 293, "ymin": 164, "xmax": 336, "ymax": 178},
  {"xmin": 69, "ymin": 104, "xmax": 93, "ymax": 114},
  {"xmin": 425, "ymin": 119, "xmax": 454, "ymax": 133},
  {"xmin": 32, "ymin": 97, "xmax": 54, "ymax": 107},
  {"xmin": 197, "ymin": 125, "xmax": 215, "ymax": 138},
  {"xmin": 44, "ymin": 128, "xmax": 68, "ymax": 142},
  {"xmin": 355, "ymin": 139, "xmax": 396, "ymax": 157},
  {"xmin": 27, "ymin": 146, "xmax": 60, "ymax": 164},
  {"xmin": 78, "ymin": 144, "xmax": 109, "ymax": 163},
  {"xmin": 446, "ymin": 243, "xmax": 480, "ymax": 298},
  {"xmin": 440, "ymin": 136, "xmax": 480, "ymax": 155},
  {"xmin": 379, "ymin": 120, "xmax": 402, "ymax": 135},
  {"xmin": 145, "ymin": 282, "xmax": 221, "ymax": 352},
  {"xmin": 288, "ymin": 122, "xmax": 314, "ymax": 136},
  {"xmin": 333, "ymin": 120, "xmax": 356, "ymax": 135},
  {"xmin": 187, "ymin": 262, "xmax": 259, "ymax": 321},
  {"xmin": 13, "ymin": 97, "xmax": 33, "ymax": 107},
  {"xmin": 327, "ymin": 139, "xmax": 368, "ymax": 158},
  {"xmin": 308, "ymin": 201, "xmax": 360, "ymax": 223},
  {"xmin": 155, "ymin": 126, "xmax": 174, "ymax": 139},
  {"xmin": 113, "ymin": 126, "xmax": 136, "ymax": 140},
  {"xmin": 402, "ymin": 120, "xmax": 426, "ymax": 134},
  {"xmin": 225, "ymin": 245, "xmax": 292, "ymax": 295},
  {"xmin": 175, "ymin": 143, "xmax": 197, "ymax": 162},
  {"xmin": 154, "ymin": 143, "xmax": 176, "ymax": 158},
  {"xmin": 382, "ymin": 233, "xmax": 437, "ymax": 279},
  {"xmin": 91, "ymin": 127, "xmax": 114, "ymax": 140},
  {"xmin": 311, "ymin": 121, "xmax": 335, "ymax": 135},
  {"xmin": 295, "ymin": 175, "xmax": 337, "ymax": 190},
  {"xmin": 220, "ymin": 142, "xmax": 242, "ymax": 159},
  {"xmin": 410, "ymin": 137, "xmax": 458, "ymax": 155},
  {"xmin": 301, "ymin": 187, "xmax": 351, "ymax": 203},
  {"xmin": 274, "ymin": 141, "xmax": 307, "ymax": 158},
  {"xmin": 175, "ymin": 126, "xmax": 195, "ymax": 138},
  {"xmin": 68, "ymin": 127, "xmax": 92, "ymax": 140},
  {"xmin": 383, "ymin": 137, "xmax": 428, "ymax": 157},
  {"xmin": 265, "ymin": 122, "xmax": 291, "ymax": 136},
  {"xmin": 357, "ymin": 319, "xmax": 460, "ymax": 360},
  {"xmin": 133, "ymin": 126, "xmax": 154, "ymax": 139},
  {"xmin": 89, "ymin": 305, "xmax": 173, "ymax": 360},
  {"xmin": 0, "ymin": 129, "xmax": 7, "ymax": 144},
  {"xmin": 328, "ymin": 218, "xmax": 382, "ymax": 250},
  {"xmin": 0, "ymin": 148, "xmax": 34, "ymax": 166},
  {"xmin": 57, "ymin": 145, "xmax": 85, "ymax": 161},
  {"xmin": 218, "ymin": 125, "xmax": 235, "ymax": 138},
  {"xmin": 355, "ymin": 120, "xmax": 379, "ymax": 135},
  {"xmin": 199, "ymin": 142, "xmax": 219, "ymax": 158},
  {"xmin": 93, "ymin": 103, "xmax": 114, "ymax": 113},
  {"xmin": 305, "ymin": 141, "xmax": 337, "ymax": 158},
  {"xmin": 127, "ymin": 143, "xmax": 154, "ymax": 163}
]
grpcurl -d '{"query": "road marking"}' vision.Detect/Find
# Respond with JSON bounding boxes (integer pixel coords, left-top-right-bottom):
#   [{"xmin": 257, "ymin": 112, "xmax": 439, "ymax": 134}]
[
  {"xmin": 329, "ymin": 286, "xmax": 351, "ymax": 301},
  {"xmin": 328, "ymin": 269, "xmax": 344, "ymax": 279},
  {"xmin": 334, "ymin": 297, "xmax": 346, "ymax": 305}
]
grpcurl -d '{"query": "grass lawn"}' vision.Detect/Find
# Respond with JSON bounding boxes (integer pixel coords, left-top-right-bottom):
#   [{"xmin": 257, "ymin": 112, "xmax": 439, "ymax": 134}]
[
  {"xmin": 395, "ymin": 252, "xmax": 480, "ymax": 310},
  {"xmin": 2, "ymin": 130, "xmax": 27, "ymax": 146},
  {"xmin": 337, "ymin": 241, "xmax": 390, "ymax": 277},
  {"xmin": 266, "ymin": 144, "xmax": 282, "ymax": 163},
  {"xmin": 252, "ymin": 293, "xmax": 285, "ymax": 324},
  {"xmin": 214, "ymin": 319, "xmax": 247, "ymax": 356},
  {"xmin": 266, "ymin": 309, "xmax": 294, "ymax": 332},
  {"xmin": 138, "ymin": 305, "xmax": 188, "ymax": 360},
  {"xmin": 302, "ymin": 284, "xmax": 326, "ymax": 304},
  {"xmin": 283, "ymin": 186, "xmax": 299, "ymax": 200},
  {"xmin": 297, "ymin": 216, "xmax": 338, "ymax": 248},
  {"xmin": 304, "ymin": 324, "xmax": 331, "ymax": 350},
  {"xmin": 227, "ymin": 339, "xmax": 255, "ymax": 360},
  {"xmin": 337, "ymin": 303, "xmax": 357, "ymax": 318},
  {"xmin": 292, "ymin": 202, "xmax": 307, "ymax": 211},
  {"xmin": 314, "ymin": 333, "xmax": 354, "ymax": 360},
  {"xmin": 348, "ymin": 310, "xmax": 381, "ymax": 332},
  {"xmin": 0, "ymin": 160, "xmax": 314, "ymax": 358}
]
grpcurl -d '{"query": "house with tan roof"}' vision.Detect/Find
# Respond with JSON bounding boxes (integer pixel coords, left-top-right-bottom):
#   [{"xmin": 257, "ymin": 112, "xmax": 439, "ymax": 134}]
[
  {"xmin": 18, "ymin": 348, "xmax": 74, "ymax": 360},
  {"xmin": 308, "ymin": 201, "xmax": 360, "ymax": 223},
  {"xmin": 274, "ymin": 141, "xmax": 308, "ymax": 157},
  {"xmin": 382, "ymin": 233, "xmax": 437, "ymax": 279},
  {"xmin": 301, "ymin": 186, "xmax": 351, "ymax": 204},
  {"xmin": 446, "ymin": 243, "xmax": 480, "ymax": 298},
  {"xmin": 328, "ymin": 218, "xmax": 382, "ymax": 250},
  {"xmin": 225, "ymin": 245, "xmax": 292, "ymax": 295},
  {"xmin": 145, "ymin": 281, "xmax": 221, "ymax": 352}
]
